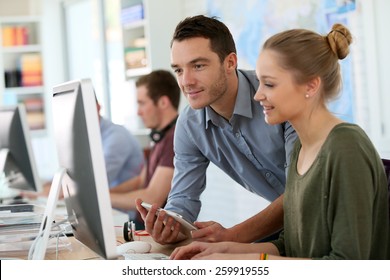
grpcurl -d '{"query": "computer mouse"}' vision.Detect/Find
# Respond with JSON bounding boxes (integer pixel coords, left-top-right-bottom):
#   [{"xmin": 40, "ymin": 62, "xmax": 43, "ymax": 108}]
[{"xmin": 116, "ymin": 241, "xmax": 152, "ymax": 255}]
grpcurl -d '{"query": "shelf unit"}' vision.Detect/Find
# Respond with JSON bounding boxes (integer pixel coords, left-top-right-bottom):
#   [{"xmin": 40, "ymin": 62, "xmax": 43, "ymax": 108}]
[
  {"xmin": 0, "ymin": 16, "xmax": 46, "ymax": 132},
  {"xmin": 120, "ymin": 0, "xmax": 182, "ymax": 80}
]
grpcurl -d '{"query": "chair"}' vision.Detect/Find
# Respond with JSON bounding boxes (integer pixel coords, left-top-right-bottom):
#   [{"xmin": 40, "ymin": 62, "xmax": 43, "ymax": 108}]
[{"xmin": 382, "ymin": 159, "xmax": 390, "ymax": 221}]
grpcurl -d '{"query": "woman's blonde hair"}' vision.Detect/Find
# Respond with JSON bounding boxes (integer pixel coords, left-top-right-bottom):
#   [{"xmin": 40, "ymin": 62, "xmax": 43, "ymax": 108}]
[{"xmin": 262, "ymin": 23, "xmax": 353, "ymax": 102}]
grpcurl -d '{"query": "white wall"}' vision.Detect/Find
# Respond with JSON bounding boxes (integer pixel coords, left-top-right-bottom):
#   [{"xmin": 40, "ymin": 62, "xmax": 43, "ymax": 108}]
[
  {"xmin": 361, "ymin": 0, "xmax": 390, "ymax": 158},
  {"xmin": 33, "ymin": 0, "xmax": 67, "ymax": 180}
]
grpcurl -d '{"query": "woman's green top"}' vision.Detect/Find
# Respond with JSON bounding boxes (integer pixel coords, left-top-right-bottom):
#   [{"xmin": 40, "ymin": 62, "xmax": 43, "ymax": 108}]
[{"xmin": 271, "ymin": 123, "xmax": 389, "ymax": 259}]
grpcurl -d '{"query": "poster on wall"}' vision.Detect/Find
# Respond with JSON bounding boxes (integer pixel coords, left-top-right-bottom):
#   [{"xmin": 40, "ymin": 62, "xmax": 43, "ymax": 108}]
[{"xmin": 207, "ymin": 0, "xmax": 357, "ymax": 123}]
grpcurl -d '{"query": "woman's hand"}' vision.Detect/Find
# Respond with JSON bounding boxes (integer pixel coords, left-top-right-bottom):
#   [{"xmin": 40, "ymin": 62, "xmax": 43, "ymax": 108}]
[
  {"xmin": 170, "ymin": 241, "xmax": 231, "ymax": 260},
  {"xmin": 191, "ymin": 221, "xmax": 235, "ymax": 242}
]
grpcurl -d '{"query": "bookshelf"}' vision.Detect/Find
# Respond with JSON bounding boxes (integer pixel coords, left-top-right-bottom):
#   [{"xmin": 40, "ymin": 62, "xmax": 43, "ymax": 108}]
[
  {"xmin": 0, "ymin": 16, "xmax": 45, "ymax": 132},
  {"xmin": 120, "ymin": 0, "xmax": 182, "ymax": 80}
]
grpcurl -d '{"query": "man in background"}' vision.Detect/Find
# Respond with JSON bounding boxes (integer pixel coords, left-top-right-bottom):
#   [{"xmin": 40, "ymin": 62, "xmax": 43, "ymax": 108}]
[
  {"xmin": 110, "ymin": 69, "xmax": 180, "ymax": 229},
  {"xmin": 96, "ymin": 98, "xmax": 144, "ymax": 189}
]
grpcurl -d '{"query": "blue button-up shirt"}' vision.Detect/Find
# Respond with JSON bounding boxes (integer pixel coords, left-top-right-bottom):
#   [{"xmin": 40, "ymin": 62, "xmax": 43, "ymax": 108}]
[
  {"xmin": 165, "ymin": 70, "xmax": 297, "ymax": 222},
  {"xmin": 100, "ymin": 118, "xmax": 144, "ymax": 188}
]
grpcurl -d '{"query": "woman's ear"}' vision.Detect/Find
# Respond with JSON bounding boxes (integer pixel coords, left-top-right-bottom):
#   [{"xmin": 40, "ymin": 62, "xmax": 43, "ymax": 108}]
[{"xmin": 306, "ymin": 76, "xmax": 321, "ymax": 97}]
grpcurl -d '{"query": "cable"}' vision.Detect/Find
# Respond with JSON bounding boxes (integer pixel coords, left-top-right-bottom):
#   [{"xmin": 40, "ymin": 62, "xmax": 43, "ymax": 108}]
[
  {"xmin": 55, "ymin": 231, "xmax": 66, "ymax": 260},
  {"xmin": 28, "ymin": 218, "xmax": 70, "ymax": 260}
]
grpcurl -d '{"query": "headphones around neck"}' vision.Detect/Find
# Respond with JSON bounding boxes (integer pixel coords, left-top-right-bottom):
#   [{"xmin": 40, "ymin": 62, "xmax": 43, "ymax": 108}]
[{"xmin": 149, "ymin": 116, "xmax": 178, "ymax": 143}]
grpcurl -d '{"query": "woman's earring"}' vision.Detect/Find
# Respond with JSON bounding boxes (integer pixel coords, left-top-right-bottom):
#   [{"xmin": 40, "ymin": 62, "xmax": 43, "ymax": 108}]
[{"xmin": 305, "ymin": 94, "xmax": 310, "ymax": 98}]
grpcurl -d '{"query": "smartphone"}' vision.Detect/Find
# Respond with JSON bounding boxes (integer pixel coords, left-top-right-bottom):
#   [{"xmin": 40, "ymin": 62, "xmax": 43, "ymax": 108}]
[{"xmin": 140, "ymin": 202, "xmax": 198, "ymax": 237}]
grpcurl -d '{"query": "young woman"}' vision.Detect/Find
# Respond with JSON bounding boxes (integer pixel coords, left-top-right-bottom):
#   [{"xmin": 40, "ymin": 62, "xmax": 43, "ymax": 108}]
[{"xmin": 170, "ymin": 23, "xmax": 389, "ymax": 260}]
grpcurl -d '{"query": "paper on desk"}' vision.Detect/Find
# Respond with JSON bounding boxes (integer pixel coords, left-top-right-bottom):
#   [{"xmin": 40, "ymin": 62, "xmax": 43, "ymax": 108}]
[{"xmin": 0, "ymin": 207, "xmax": 43, "ymax": 226}]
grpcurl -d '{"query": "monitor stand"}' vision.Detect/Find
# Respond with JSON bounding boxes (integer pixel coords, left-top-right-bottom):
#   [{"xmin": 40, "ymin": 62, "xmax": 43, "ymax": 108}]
[
  {"xmin": 0, "ymin": 148, "xmax": 34, "ymax": 202},
  {"xmin": 0, "ymin": 149, "xmax": 20, "ymax": 200},
  {"xmin": 28, "ymin": 168, "xmax": 67, "ymax": 260},
  {"xmin": 0, "ymin": 149, "xmax": 8, "ymax": 172}
]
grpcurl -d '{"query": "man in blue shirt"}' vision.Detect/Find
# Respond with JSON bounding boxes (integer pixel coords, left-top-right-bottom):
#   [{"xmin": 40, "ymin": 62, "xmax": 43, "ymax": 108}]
[
  {"xmin": 97, "ymin": 101, "xmax": 144, "ymax": 188},
  {"xmin": 136, "ymin": 15, "xmax": 297, "ymax": 245}
]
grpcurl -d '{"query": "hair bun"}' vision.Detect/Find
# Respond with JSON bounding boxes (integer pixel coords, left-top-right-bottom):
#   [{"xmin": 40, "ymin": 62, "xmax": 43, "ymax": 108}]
[{"xmin": 327, "ymin": 23, "xmax": 353, "ymax": 59}]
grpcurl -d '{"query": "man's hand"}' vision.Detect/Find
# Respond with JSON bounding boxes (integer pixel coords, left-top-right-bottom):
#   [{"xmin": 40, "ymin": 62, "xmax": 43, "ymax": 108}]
[
  {"xmin": 135, "ymin": 198, "xmax": 185, "ymax": 245},
  {"xmin": 20, "ymin": 181, "xmax": 64, "ymax": 200}
]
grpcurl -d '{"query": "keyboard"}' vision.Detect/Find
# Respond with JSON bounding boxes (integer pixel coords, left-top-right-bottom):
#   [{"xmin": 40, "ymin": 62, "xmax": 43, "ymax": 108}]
[{"xmin": 123, "ymin": 253, "xmax": 169, "ymax": 260}]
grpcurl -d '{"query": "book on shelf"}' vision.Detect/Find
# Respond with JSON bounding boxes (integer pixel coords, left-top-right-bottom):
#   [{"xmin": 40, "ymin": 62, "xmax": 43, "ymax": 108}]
[
  {"xmin": 20, "ymin": 97, "xmax": 45, "ymax": 130},
  {"xmin": 124, "ymin": 47, "xmax": 147, "ymax": 69},
  {"xmin": 23, "ymin": 97, "xmax": 44, "ymax": 112},
  {"xmin": 2, "ymin": 26, "xmax": 15, "ymax": 46},
  {"xmin": 120, "ymin": 3, "xmax": 144, "ymax": 25},
  {"xmin": 19, "ymin": 53, "xmax": 43, "ymax": 87},
  {"xmin": 4, "ymin": 70, "xmax": 22, "ymax": 88},
  {"xmin": 2, "ymin": 25, "xmax": 29, "ymax": 46},
  {"xmin": 26, "ymin": 111, "xmax": 45, "ymax": 130}
]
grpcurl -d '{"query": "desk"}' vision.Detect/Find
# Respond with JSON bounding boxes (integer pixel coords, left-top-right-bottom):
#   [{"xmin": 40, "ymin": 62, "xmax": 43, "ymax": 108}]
[
  {"xmin": 43, "ymin": 234, "xmax": 184, "ymax": 260},
  {"xmin": 0, "ymin": 200, "xmax": 163, "ymax": 260},
  {"xmin": 1, "ymin": 234, "xmax": 186, "ymax": 260},
  {"xmin": 0, "ymin": 197, "xmax": 187, "ymax": 260}
]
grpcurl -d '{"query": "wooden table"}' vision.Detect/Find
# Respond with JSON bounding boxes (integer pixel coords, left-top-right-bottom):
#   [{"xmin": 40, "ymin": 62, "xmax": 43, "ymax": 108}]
[{"xmin": 0, "ymin": 232, "xmax": 188, "ymax": 260}]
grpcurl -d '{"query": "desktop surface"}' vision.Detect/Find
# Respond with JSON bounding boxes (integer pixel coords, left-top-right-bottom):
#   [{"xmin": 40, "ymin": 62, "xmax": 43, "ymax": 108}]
[
  {"xmin": 0, "ymin": 197, "xmax": 183, "ymax": 260},
  {"xmin": 0, "ymin": 197, "xmax": 141, "ymax": 260},
  {"xmin": 0, "ymin": 234, "xmax": 183, "ymax": 260}
]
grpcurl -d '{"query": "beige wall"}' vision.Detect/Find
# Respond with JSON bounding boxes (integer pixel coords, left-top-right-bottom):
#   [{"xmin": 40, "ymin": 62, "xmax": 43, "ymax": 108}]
[{"xmin": 0, "ymin": 0, "xmax": 41, "ymax": 16}]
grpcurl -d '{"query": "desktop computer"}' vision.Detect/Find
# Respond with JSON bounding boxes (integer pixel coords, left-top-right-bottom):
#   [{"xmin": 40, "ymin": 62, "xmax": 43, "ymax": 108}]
[
  {"xmin": 29, "ymin": 79, "xmax": 118, "ymax": 259},
  {"xmin": 0, "ymin": 104, "xmax": 42, "ymax": 202},
  {"xmin": 29, "ymin": 79, "xmax": 168, "ymax": 260}
]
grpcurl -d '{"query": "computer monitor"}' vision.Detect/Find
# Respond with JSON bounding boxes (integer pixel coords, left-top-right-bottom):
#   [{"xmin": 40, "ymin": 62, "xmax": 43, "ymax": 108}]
[
  {"xmin": 0, "ymin": 104, "xmax": 42, "ymax": 199},
  {"xmin": 49, "ymin": 78, "xmax": 117, "ymax": 259}
]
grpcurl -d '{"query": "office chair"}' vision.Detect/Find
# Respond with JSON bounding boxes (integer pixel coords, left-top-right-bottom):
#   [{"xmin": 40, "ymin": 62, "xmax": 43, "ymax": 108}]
[{"xmin": 382, "ymin": 159, "xmax": 390, "ymax": 222}]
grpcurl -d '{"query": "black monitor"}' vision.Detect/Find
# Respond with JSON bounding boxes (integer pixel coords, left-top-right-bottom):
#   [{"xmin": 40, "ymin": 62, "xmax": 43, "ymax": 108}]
[
  {"xmin": 0, "ymin": 104, "xmax": 42, "ymax": 199},
  {"xmin": 50, "ymin": 78, "xmax": 117, "ymax": 259}
]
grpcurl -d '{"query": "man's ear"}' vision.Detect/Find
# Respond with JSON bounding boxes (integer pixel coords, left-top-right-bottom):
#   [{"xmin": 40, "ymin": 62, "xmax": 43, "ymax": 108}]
[
  {"xmin": 225, "ymin": 52, "xmax": 237, "ymax": 73},
  {"xmin": 157, "ymin": 95, "xmax": 170, "ymax": 109},
  {"xmin": 96, "ymin": 102, "xmax": 101, "ymax": 114}
]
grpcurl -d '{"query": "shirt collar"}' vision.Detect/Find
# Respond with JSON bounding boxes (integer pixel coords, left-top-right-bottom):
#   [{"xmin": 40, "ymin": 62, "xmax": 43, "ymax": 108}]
[{"xmin": 205, "ymin": 70, "xmax": 254, "ymax": 129}]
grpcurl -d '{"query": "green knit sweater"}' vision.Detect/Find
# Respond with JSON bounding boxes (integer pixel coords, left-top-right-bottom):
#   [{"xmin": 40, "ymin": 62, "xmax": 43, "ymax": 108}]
[{"xmin": 271, "ymin": 123, "xmax": 389, "ymax": 259}]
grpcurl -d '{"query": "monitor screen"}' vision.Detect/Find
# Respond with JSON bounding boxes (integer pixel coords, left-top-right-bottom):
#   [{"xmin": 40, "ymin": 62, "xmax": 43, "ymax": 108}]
[
  {"xmin": 0, "ymin": 104, "xmax": 42, "ymax": 199},
  {"xmin": 51, "ymin": 78, "xmax": 117, "ymax": 259}
]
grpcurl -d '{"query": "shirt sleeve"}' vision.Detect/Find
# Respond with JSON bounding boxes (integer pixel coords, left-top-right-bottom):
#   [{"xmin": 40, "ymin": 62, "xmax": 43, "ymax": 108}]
[
  {"xmin": 319, "ymin": 130, "xmax": 384, "ymax": 259},
  {"xmin": 270, "ymin": 230, "xmax": 286, "ymax": 256},
  {"xmin": 156, "ymin": 128, "xmax": 175, "ymax": 168},
  {"xmin": 164, "ymin": 116, "xmax": 209, "ymax": 222}
]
